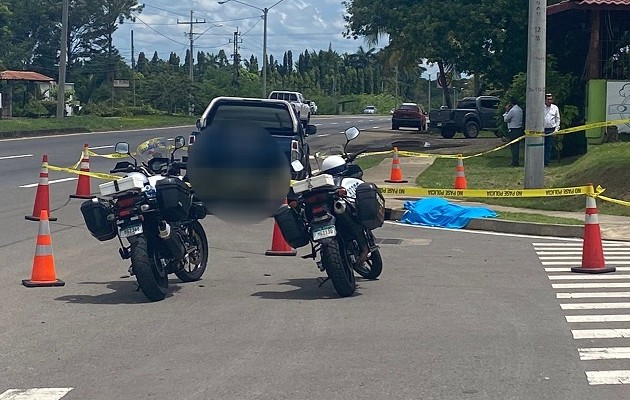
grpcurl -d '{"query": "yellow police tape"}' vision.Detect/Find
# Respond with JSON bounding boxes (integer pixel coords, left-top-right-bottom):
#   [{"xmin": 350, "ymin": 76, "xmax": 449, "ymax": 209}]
[
  {"xmin": 377, "ymin": 184, "xmax": 599, "ymax": 198},
  {"xmin": 48, "ymin": 164, "xmax": 122, "ymax": 181},
  {"xmin": 357, "ymin": 117, "xmax": 630, "ymax": 161}
]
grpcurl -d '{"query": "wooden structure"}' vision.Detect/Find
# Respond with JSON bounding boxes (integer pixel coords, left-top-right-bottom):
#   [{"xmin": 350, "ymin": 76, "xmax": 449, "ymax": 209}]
[{"xmin": 0, "ymin": 71, "xmax": 55, "ymax": 119}]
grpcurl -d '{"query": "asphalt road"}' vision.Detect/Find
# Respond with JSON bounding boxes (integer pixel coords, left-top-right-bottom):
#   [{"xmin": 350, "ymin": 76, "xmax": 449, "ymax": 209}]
[{"xmin": 1, "ymin": 115, "xmax": 629, "ymax": 399}]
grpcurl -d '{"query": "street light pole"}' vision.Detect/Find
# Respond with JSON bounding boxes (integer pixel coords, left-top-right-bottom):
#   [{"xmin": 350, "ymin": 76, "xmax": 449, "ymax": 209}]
[
  {"xmin": 56, "ymin": 0, "xmax": 69, "ymax": 119},
  {"xmin": 218, "ymin": 0, "xmax": 285, "ymax": 98}
]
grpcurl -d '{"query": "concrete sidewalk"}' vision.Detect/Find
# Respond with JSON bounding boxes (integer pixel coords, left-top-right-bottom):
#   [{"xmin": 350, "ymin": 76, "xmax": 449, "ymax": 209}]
[{"xmin": 363, "ymin": 154, "xmax": 630, "ymax": 242}]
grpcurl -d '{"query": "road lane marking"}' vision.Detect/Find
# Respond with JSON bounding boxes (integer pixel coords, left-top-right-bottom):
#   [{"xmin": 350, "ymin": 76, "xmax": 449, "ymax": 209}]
[
  {"xmin": 539, "ymin": 251, "xmax": 630, "ymax": 256},
  {"xmin": 0, "ymin": 125, "xmax": 194, "ymax": 142},
  {"xmin": 558, "ymin": 291, "xmax": 630, "ymax": 298},
  {"xmin": 566, "ymin": 314, "xmax": 630, "ymax": 322},
  {"xmin": 330, "ymin": 122, "xmax": 338, "ymax": 125},
  {"xmin": 579, "ymin": 347, "xmax": 630, "ymax": 360},
  {"xmin": 541, "ymin": 256, "xmax": 630, "ymax": 260},
  {"xmin": 585, "ymin": 370, "xmax": 630, "ymax": 385},
  {"xmin": 549, "ymin": 274, "xmax": 630, "ymax": 280},
  {"xmin": 573, "ymin": 329, "xmax": 630, "ymax": 339},
  {"xmin": 543, "ymin": 261, "xmax": 630, "ymax": 265},
  {"xmin": 561, "ymin": 302, "xmax": 630, "ymax": 310},
  {"xmin": 533, "ymin": 242, "xmax": 629, "ymax": 246},
  {"xmin": 0, "ymin": 388, "xmax": 73, "ymax": 399},
  {"xmin": 89, "ymin": 145, "xmax": 114, "ymax": 150},
  {"xmin": 546, "ymin": 267, "xmax": 630, "ymax": 272},
  {"xmin": 0, "ymin": 154, "xmax": 33, "ymax": 160},
  {"xmin": 553, "ymin": 282, "xmax": 630, "ymax": 289},
  {"xmin": 20, "ymin": 177, "xmax": 78, "ymax": 188}
]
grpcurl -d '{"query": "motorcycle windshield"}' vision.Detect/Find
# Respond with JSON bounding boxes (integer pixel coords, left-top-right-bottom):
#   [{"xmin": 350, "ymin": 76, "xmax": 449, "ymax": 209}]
[
  {"xmin": 136, "ymin": 137, "xmax": 169, "ymax": 163},
  {"xmin": 314, "ymin": 145, "xmax": 345, "ymax": 172}
]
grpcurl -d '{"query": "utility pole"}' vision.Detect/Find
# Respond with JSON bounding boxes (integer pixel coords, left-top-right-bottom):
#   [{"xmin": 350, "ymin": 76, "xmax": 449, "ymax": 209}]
[
  {"xmin": 178, "ymin": 10, "xmax": 206, "ymax": 115},
  {"xmin": 524, "ymin": 0, "xmax": 547, "ymax": 188},
  {"xmin": 131, "ymin": 30, "xmax": 136, "ymax": 107},
  {"xmin": 56, "ymin": 0, "xmax": 69, "ymax": 118},
  {"xmin": 230, "ymin": 28, "xmax": 242, "ymax": 95},
  {"xmin": 178, "ymin": 10, "xmax": 206, "ymax": 82}
]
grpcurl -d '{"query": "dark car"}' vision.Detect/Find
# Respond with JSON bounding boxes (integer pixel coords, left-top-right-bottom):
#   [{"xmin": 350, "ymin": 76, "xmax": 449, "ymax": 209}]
[
  {"xmin": 189, "ymin": 97, "xmax": 315, "ymax": 179},
  {"xmin": 391, "ymin": 102, "xmax": 427, "ymax": 131}
]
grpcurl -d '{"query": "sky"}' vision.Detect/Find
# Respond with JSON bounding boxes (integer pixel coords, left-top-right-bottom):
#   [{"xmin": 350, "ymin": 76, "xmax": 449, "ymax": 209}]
[{"xmin": 112, "ymin": 0, "xmax": 388, "ymax": 70}]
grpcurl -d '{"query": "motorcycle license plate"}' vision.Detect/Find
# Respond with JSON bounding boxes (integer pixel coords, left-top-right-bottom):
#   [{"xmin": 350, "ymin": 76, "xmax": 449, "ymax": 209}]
[
  {"xmin": 312, "ymin": 225, "xmax": 336, "ymax": 241},
  {"xmin": 119, "ymin": 223, "xmax": 143, "ymax": 238},
  {"xmin": 437, "ymin": 122, "xmax": 443, "ymax": 127}
]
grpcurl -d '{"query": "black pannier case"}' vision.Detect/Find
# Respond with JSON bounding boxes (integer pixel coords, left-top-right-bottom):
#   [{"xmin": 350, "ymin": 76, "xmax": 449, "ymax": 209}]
[
  {"xmin": 355, "ymin": 182, "xmax": 385, "ymax": 230},
  {"xmin": 80, "ymin": 199, "xmax": 116, "ymax": 241},
  {"xmin": 155, "ymin": 177, "xmax": 192, "ymax": 221},
  {"xmin": 273, "ymin": 204, "xmax": 309, "ymax": 248}
]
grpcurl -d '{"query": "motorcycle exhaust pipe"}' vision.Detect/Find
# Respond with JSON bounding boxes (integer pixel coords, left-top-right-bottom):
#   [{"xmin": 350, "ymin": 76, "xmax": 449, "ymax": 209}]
[
  {"xmin": 158, "ymin": 220, "xmax": 186, "ymax": 260},
  {"xmin": 333, "ymin": 200, "xmax": 347, "ymax": 215}
]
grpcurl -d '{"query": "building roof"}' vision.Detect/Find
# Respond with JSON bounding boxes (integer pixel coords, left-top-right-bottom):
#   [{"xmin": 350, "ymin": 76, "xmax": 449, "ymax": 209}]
[
  {"xmin": 548, "ymin": 0, "xmax": 630, "ymax": 15},
  {"xmin": 0, "ymin": 70, "xmax": 54, "ymax": 82}
]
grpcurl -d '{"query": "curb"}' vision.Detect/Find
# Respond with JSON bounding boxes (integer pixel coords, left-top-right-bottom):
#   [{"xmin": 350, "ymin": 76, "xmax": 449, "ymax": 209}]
[{"xmin": 385, "ymin": 207, "xmax": 584, "ymax": 238}]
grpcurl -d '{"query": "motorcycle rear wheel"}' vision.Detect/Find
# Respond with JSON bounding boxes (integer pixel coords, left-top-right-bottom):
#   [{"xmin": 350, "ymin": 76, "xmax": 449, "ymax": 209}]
[
  {"xmin": 353, "ymin": 249, "xmax": 383, "ymax": 280},
  {"xmin": 131, "ymin": 236, "xmax": 168, "ymax": 301},
  {"xmin": 322, "ymin": 240, "xmax": 356, "ymax": 297},
  {"xmin": 175, "ymin": 221, "xmax": 209, "ymax": 282}
]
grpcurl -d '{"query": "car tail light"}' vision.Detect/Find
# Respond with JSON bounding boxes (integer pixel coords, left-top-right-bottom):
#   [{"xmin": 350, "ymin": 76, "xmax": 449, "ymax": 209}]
[{"xmin": 291, "ymin": 140, "xmax": 299, "ymax": 161}]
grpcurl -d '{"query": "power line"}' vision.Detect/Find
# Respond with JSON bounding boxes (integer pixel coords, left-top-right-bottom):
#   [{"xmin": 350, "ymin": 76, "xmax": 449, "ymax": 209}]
[{"xmin": 132, "ymin": 13, "xmax": 187, "ymax": 46}]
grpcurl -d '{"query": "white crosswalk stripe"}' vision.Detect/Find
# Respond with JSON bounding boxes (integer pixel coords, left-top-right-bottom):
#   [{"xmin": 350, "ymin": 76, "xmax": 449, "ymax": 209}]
[
  {"xmin": 534, "ymin": 240, "xmax": 630, "ymax": 386},
  {"xmin": 0, "ymin": 388, "xmax": 73, "ymax": 400}
]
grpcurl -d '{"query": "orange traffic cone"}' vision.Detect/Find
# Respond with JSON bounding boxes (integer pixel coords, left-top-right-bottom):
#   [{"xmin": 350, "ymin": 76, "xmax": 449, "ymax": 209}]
[
  {"xmin": 69, "ymin": 144, "xmax": 95, "ymax": 199},
  {"xmin": 25, "ymin": 155, "xmax": 57, "ymax": 222},
  {"xmin": 384, "ymin": 147, "xmax": 408, "ymax": 183},
  {"xmin": 453, "ymin": 156, "xmax": 467, "ymax": 189},
  {"xmin": 571, "ymin": 191, "xmax": 616, "ymax": 274},
  {"xmin": 22, "ymin": 210, "xmax": 65, "ymax": 287},
  {"xmin": 266, "ymin": 200, "xmax": 297, "ymax": 256}
]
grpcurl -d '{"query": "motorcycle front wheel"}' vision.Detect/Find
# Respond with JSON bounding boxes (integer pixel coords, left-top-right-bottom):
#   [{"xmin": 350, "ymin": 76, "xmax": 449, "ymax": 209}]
[
  {"xmin": 175, "ymin": 221, "xmax": 208, "ymax": 282},
  {"xmin": 322, "ymin": 240, "xmax": 356, "ymax": 297},
  {"xmin": 130, "ymin": 235, "xmax": 168, "ymax": 301}
]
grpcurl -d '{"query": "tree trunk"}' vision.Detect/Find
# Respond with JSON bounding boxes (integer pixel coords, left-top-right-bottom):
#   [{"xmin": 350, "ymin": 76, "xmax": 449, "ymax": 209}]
[{"xmin": 437, "ymin": 60, "xmax": 452, "ymax": 108}]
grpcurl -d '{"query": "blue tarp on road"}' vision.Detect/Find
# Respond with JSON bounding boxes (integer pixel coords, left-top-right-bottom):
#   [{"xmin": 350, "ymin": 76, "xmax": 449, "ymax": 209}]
[{"xmin": 400, "ymin": 197, "xmax": 497, "ymax": 229}]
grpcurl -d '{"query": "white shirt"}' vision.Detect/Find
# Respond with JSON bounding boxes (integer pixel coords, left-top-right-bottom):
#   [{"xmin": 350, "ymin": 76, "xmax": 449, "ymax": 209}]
[
  {"xmin": 544, "ymin": 103, "xmax": 561, "ymax": 130},
  {"xmin": 503, "ymin": 104, "xmax": 523, "ymax": 129}
]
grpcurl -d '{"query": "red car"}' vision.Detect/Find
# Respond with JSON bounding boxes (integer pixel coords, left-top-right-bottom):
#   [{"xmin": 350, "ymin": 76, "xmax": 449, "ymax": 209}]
[{"xmin": 391, "ymin": 102, "xmax": 427, "ymax": 131}]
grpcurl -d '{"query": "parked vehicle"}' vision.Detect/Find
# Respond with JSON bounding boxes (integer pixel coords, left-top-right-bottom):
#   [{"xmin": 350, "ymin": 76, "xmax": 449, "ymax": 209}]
[
  {"xmin": 428, "ymin": 96, "xmax": 501, "ymax": 138},
  {"xmin": 363, "ymin": 105, "xmax": 377, "ymax": 114},
  {"xmin": 189, "ymin": 96, "xmax": 316, "ymax": 180},
  {"xmin": 391, "ymin": 102, "xmax": 427, "ymax": 131},
  {"xmin": 80, "ymin": 136, "xmax": 209, "ymax": 302},
  {"xmin": 268, "ymin": 90, "xmax": 311, "ymax": 126},
  {"xmin": 274, "ymin": 127, "xmax": 385, "ymax": 297}
]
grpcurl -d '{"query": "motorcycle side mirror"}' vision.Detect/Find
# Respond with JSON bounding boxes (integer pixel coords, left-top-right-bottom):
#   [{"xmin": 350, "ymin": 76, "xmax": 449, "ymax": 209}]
[
  {"xmin": 291, "ymin": 160, "xmax": 305, "ymax": 173},
  {"xmin": 195, "ymin": 118, "xmax": 203, "ymax": 130},
  {"xmin": 115, "ymin": 142, "xmax": 130, "ymax": 155},
  {"xmin": 344, "ymin": 126, "xmax": 360, "ymax": 142}
]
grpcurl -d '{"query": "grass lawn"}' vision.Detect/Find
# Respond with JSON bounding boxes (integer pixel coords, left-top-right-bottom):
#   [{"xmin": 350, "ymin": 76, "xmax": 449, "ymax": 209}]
[
  {"xmin": 496, "ymin": 211, "xmax": 583, "ymax": 225},
  {"xmin": 415, "ymin": 140, "xmax": 630, "ymax": 217},
  {"xmin": 0, "ymin": 115, "xmax": 196, "ymax": 135}
]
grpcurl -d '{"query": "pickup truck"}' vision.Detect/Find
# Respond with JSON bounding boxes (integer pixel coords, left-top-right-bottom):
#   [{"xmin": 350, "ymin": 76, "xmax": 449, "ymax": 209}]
[
  {"xmin": 428, "ymin": 96, "xmax": 501, "ymax": 138},
  {"xmin": 189, "ymin": 96, "xmax": 316, "ymax": 179},
  {"xmin": 268, "ymin": 90, "xmax": 311, "ymax": 127}
]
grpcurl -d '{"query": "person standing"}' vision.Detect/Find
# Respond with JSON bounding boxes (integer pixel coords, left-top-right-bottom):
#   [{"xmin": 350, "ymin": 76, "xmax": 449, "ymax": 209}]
[
  {"xmin": 503, "ymin": 97, "xmax": 524, "ymax": 167},
  {"xmin": 544, "ymin": 93, "xmax": 561, "ymax": 167}
]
